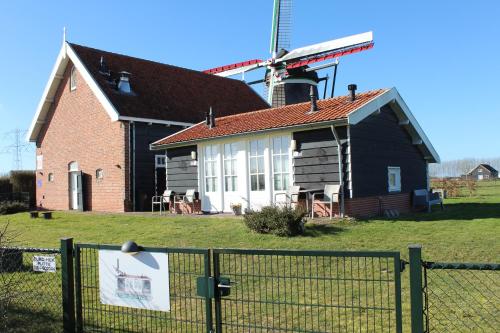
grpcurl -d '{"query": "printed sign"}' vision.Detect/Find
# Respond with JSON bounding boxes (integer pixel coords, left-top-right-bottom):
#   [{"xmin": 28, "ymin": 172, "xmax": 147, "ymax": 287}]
[
  {"xmin": 33, "ymin": 256, "xmax": 57, "ymax": 273},
  {"xmin": 98, "ymin": 250, "xmax": 170, "ymax": 312}
]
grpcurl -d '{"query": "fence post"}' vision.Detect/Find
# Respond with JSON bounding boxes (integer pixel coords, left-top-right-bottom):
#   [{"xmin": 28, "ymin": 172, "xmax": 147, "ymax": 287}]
[
  {"xmin": 61, "ymin": 238, "xmax": 76, "ymax": 333},
  {"xmin": 409, "ymin": 244, "xmax": 424, "ymax": 333}
]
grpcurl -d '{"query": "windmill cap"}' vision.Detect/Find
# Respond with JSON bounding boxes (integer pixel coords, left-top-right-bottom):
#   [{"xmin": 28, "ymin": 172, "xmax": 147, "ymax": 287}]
[{"xmin": 121, "ymin": 240, "xmax": 141, "ymax": 254}]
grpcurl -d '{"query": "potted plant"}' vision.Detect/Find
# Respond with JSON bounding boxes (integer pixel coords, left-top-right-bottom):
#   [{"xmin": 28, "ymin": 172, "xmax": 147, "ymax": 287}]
[{"xmin": 230, "ymin": 202, "xmax": 242, "ymax": 216}]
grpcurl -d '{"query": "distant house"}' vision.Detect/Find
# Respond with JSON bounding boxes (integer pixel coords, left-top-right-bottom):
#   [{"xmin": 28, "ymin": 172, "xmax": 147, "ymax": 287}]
[
  {"xmin": 464, "ymin": 164, "xmax": 499, "ymax": 181},
  {"xmin": 27, "ymin": 41, "xmax": 268, "ymax": 212},
  {"xmin": 151, "ymin": 87, "xmax": 440, "ymax": 217}
]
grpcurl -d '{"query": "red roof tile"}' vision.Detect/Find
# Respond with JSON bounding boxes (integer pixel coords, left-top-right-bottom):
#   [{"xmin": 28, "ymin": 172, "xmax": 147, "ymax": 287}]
[
  {"xmin": 153, "ymin": 89, "xmax": 389, "ymax": 147},
  {"xmin": 69, "ymin": 43, "xmax": 269, "ymax": 123}
]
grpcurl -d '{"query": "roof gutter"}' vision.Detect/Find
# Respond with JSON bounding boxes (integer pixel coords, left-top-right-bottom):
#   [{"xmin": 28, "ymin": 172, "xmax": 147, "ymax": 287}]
[{"xmin": 150, "ymin": 118, "xmax": 348, "ymax": 151}]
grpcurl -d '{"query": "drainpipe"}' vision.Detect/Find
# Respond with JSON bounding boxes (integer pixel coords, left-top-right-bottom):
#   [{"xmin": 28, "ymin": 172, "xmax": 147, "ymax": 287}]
[
  {"xmin": 128, "ymin": 121, "xmax": 136, "ymax": 211},
  {"xmin": 330, "ymin": 125, "xmax": 344, "ymax": 217}
]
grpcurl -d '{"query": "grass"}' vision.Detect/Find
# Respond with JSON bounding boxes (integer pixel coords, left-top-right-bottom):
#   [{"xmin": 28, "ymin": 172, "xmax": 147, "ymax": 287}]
[
  {"xmin": 1, "ymin": 181, "xmax": 499, "ymax": 332},
  {"xmin": 3, "ymin": 181, "xmax": 500, "ymax": 263}
]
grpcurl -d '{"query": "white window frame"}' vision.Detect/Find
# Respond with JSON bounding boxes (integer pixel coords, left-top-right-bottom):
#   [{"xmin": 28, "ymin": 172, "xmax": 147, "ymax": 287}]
[
  {"xmin": 155, "ymin": 155, "xmax": 166, "ymax": 168},
  {"xmin": 204, "ymin": 145, "xmax": 219, "ymax": 193},
  {"xmin": 249, "ymin": 139, "xmax": 266, "ymax": 191},
  {"xmin": 271, "ymin": 135, "xmax": 291, "ymax": 192},
  {"xmin": 70, "ymin": 66, "xmax": 77, "ymax": 91},
  {"xmin": 96, "ymin": 168, "xmax": 104, "ymax": 181},
  {"xmin": 223, "ymin": 143, "xmax": 238, "ymax": 192},
  {"xmin": 48, "ymin": 173, "xmax": 54, "ymax": 182},
  {"xmin": 36, "ymin": 155, "xmax": 43, "ymax": 170},
  {"xmin": 388, "ymin": 166, "xmax": 401, "ymax": 192}
]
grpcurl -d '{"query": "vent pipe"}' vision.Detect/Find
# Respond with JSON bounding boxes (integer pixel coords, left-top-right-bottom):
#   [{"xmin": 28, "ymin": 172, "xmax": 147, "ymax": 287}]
[
  {"xmin": 310, "ymin": 85, "xmax": 318, "ymax": 112},
  {"xmin": 348, "ymin": 84, "xmax": 357, "ymax": 102},
  {"xmin": 117, "ymin": 71, "xmax": 132, "ymax": 94},
  {"xmin": 207, "ymin": 107, "xmax": 215, "ymax": 128}
]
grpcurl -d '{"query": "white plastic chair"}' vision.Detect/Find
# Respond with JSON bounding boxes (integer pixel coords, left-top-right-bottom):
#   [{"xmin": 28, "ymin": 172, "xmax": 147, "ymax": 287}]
[
  {"xmin": 174, "ymin": 189, "xmax": 199, "ymax": 214},
  {"xmin": 151, "ymin": 190, "xmax": 173, "ymax": 215},
  {"xmin": 311, "ymin": 184, "xmax": 341, "ymax": 219},
  {"xmin": 274, "ymin": 186, "xmax": 301, "ymax": 208}
]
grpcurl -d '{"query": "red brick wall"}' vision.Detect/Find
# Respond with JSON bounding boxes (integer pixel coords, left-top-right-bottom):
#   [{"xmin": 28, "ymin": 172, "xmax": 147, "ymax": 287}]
[
  {"xmin": 310, "ymin": 192, "xmax": 411, "ymax": 218},
  {"xmin": 35, "ymin": 62, "xmax": 128, "ymax": 212}
]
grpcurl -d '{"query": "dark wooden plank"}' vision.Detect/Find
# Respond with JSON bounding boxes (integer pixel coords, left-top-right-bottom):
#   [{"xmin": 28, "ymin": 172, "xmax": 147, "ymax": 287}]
[
  {"xmin": 293, "ymin": 155, "xmax": 339, "ymax": 166},
  {"xmin": 294, "ymin": 165, "xmax": 340, "ymax": 174},
  {"xmin": 299, "ymin": 147, "xmax": 338, "ymax": 158},
  {"xmin": 295, "ymin": 173, "xmax": 340, "ymax": 183},
  {"xmin": 167, "ymin": 173, "xmax": 200, "ymax": 181},
  {"xmin": 298, "ymin": 140, "xmax": 337, "ymax": 150}
]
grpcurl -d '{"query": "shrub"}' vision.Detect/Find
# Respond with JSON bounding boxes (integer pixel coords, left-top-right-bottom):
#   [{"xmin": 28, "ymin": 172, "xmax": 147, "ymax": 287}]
[
  {"xmin": 0, "ymin": 201, "xmax": 29, "ymax": 215},
  {"xmin": 0, "ymin": 177, "xmax": 12, "ymax": 194},
  {"xmin": 244, "ymin": 206, "xmax": 307, "ymax": 237},
  {"xmin": 10, "ymin": 171, "xmax": 35, "ymax": 207}
]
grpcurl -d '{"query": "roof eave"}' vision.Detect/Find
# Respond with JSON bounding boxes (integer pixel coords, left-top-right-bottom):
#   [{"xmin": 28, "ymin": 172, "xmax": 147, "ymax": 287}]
[{"xmin": 347, "ymin": 87, "xmax": 441, "ymax": 163}]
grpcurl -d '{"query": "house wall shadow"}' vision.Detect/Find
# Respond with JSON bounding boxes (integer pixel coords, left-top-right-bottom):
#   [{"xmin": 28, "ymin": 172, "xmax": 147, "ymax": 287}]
[{"xmin": 395, "ymin": 203, "xmax": 500, "ymax": 222}]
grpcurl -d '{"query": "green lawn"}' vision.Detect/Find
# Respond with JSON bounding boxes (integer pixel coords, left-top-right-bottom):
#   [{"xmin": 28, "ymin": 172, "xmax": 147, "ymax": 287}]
[
  {"xmin": 1, "ymin": 181, "xmax": 499, "ymax": 332},
  {"xmin": 2, "ymin": 181, "xmax": 500, "ymax": 262}
]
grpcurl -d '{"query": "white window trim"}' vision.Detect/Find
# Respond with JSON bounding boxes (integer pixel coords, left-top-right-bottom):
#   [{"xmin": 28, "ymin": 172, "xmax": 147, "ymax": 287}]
[
  {"xmin": 36, "ymin": 155, "xmax": 43, "ymax": 170},
  {"xmin": 155, "ymin": 154, "xmax": 166, "ymax": 168},
  {"xmin": 271, "ymin": 134, "xmax": 291, "ymax": 192},
  {"xmin": 388, "ymin": 166, "xmax": 401, "ymax": 192},
  {"xmin": 249, "ymin": 139, "xmax": 266, "ymax": 192},
  {"xmin": 70, "ymin": 66, "xmax": 77, "ymax": 91},
  {"xmin": 48, "ymin": 173, "xmax": 54, "ymax": 182},
  {"xmin": 204, "ymin": 144, "xmax": 219, "ymax": 193},
  {"xmin": 223, "ymin": 143, "xmax": 238, "ymax": 192}
]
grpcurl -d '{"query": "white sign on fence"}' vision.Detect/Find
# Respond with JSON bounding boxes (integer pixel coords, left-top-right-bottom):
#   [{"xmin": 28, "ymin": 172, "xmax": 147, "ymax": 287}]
[
  {"xmin": 32, "ymin": 255, "xmax": 57, "ymax": 273},
  {"xmin": 98, "ymin": 250, "xmax": 170, "ymax": 312}
]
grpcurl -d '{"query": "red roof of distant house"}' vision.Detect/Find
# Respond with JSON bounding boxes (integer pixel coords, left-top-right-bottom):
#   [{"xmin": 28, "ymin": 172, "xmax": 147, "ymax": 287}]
[
  {"xmin": 70, "ymin": 43, "xmax": 269, "ymax": 123},
  {"xmin": 152, "ymin": 89, "xmax": 389, "ymax": 147}
]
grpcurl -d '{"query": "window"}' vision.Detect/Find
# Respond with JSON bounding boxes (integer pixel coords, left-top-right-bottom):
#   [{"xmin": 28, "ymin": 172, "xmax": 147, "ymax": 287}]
[
  {"xmin": 388, "ymin": 166, "xmax": 401, "ymax": 192},
  {"xmin": 223, "ymin": 143, "xmax": 238, "ymax": 192},
  {"xmin": 36, "ymin": 155, "xmax": 43, "ymax": 170},
  {"xmin": 272, "ymin": 136, "xmax": 291, "ymax": 191},
  {"xmin": 68, "ymin": 161, "xmax": 79, "ymax": 172},
  {"xmin": 478, "ymin": 168, "xmax": 482, "ymax": 173},
  {"xmin": 70, "ymin": 66, "xmax": 77, "ymax": 91},
  {"xmin": 96, "ymin": 169, "xmax": 104, "ymax": 181},
  {"xmin": 204, "ymin": 145, "xmax": 219, "ymax": 193},
  {"xmin": 155, "ymin": 155, "xmax": 166, "ymax": 168},
  {"xmin": 249, "ymin": 139, "xmax": 265, "ymax": 191},
  {"xmin": 48, "ymin": 173, "xmax": 54, "ymax": 182}
]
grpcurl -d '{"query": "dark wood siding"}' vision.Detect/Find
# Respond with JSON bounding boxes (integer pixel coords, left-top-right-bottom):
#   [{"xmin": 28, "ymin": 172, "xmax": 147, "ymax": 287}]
[
  {"xmin": 292, "ymin": 127, "xmax": 349, "ymax": 193},
  {"xmin": 349, "ymin": 105, "xmax": 427, "ymax": 198},
  {"xmin": 133, "ymin": 122, "xmax": 182, "ymax": 211},
  {"xmin": 166, "ymin": 145, "xmax": 198, "ymax": 193}
]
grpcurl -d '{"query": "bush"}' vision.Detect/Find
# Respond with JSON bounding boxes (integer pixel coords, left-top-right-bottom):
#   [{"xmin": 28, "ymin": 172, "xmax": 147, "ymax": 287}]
[
  {"xmin": 0, "ymin": 201, "xmax": 29, "ymax": 215},
  {"xmin": 244, "ymin": 206, "xmax": 307, "ymax": 237},
  {"xmin": 9, "ymin": 171, "xmax": 35, "ymax": 207}
]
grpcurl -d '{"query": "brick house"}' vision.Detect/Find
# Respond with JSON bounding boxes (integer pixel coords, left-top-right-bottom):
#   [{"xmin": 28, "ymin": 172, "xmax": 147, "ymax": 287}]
[
  {"xmin": 27, "ymin": 41, "xmax": 268, "ymax": 212},
  {"xmin": 151, "ymin": 87, "xmax": 440, "ymax": 218}
]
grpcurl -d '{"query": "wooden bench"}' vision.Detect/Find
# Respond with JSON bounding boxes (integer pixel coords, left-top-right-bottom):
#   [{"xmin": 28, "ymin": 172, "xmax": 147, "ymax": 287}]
[
  {"xmin": 41, "ymin": 211, "xmax": 53, "ymax": 219},
  {"xmin": 412, "ymin": 189, "xmax": 444, "ymax": 212}
]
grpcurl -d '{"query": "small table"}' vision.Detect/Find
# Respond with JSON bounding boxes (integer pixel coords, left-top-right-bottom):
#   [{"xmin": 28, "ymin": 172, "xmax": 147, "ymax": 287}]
[{"xmin": 299, "ymin": 188, "xmax": 324, "ymax": 216}]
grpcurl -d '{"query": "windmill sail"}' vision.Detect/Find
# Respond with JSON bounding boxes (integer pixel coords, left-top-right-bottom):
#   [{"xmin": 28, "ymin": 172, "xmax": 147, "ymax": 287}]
[{"xmin": 270, "ymin": 0, "xmax": 293, "ymax": 56}]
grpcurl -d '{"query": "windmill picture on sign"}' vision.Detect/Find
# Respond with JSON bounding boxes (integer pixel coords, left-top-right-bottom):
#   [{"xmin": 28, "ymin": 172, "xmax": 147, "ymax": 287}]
[
  {"xmin": 114, "ymin": 258, "xmax": 152, "ymax": 301},
  {"xmin": 98, "ymin": 250, "xmax": 170, "ymax": 311}
]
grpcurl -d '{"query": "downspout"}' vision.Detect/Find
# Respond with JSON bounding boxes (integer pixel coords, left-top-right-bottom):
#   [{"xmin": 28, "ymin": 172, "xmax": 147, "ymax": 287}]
[
  {"xmin": 330, "ymin": 125, "xmax": 344, "ymax": 217},
  {"xmin": 128, "ymin": 121, "xmax": 136, "ymax": 211}
]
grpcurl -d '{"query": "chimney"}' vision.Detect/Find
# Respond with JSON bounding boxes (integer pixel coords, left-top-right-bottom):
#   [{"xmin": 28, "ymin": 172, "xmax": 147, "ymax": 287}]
[
  {"xmin": 310, "ymin": 85, "xmax": 318, "ymax": 112},
  {"xmin": 348, "ymin": 84, "xmax": 357, "ymax": 101},
  {"xmin": 99, "ymin": 56, "xmax": 109, "ymax": 76},
  {"xmin": 117, "ymin": 71, "xmax": 132, "ymax": 94},
  {"xmin": 207, "ymin": 107, "xmax": 215, "ymax": 128}
]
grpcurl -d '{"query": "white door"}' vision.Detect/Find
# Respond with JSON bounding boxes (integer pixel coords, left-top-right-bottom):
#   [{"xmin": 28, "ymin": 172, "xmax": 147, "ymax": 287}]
[
  {"xmin": 478, "ymin": 174, "xmax": 483, "ymax": 180},
  {"xmin": 69, "ymin": 171, "xmax": 81, "ymax": 210},
  {"xmin": 201, "ymin": 144, "xmax": 222, "ymax": 212},
  {"xmin": 248, "ymin": 139, "xmax": 269, "ymax": 210},
  {"xmin": 222, "ymin": 141, "xmax": 247, "ymax": 212}
]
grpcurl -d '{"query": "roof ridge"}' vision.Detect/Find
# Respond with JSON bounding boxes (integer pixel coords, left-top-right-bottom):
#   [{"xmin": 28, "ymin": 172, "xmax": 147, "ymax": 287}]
[
  {"xmin": 211, "ymin": 88, "xmax": 390, "ymax": 121},
  {"xmin": 67, "ymin": 42, "xmax": 249, "ymax": 85}
]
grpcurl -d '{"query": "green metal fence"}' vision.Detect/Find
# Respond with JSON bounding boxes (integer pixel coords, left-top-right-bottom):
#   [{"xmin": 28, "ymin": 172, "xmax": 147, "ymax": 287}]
[
  {"xmin": 422, "ymin": 262, "xmax": 500, "ymax": 333},
  {"xmin": 0, "ymin": 246, "xmax": 62, "ymax": 333},
  {"xmin": 75, "ymin": 244, "xmax": 212, "ymax": 333},
  {"xmin": 213, "ymin": 248, "xmax": 403, "ymax": 333}
]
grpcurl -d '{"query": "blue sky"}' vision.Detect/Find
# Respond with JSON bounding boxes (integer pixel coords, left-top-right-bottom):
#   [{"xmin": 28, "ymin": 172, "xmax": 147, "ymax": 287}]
[{"xmin": 0, "ymin": 1, "xmax": 498, "ymax": 173}]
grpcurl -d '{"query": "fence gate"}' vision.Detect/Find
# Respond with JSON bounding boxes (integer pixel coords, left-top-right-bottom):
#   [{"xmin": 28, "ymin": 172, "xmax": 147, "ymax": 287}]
[
  {"xmin": 74, "ymin": 244, "xmax": 212, "ymax": 333},
  {"xmin": 212, "ymin": 249, "xmax": 403, "ymax": 333}
]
